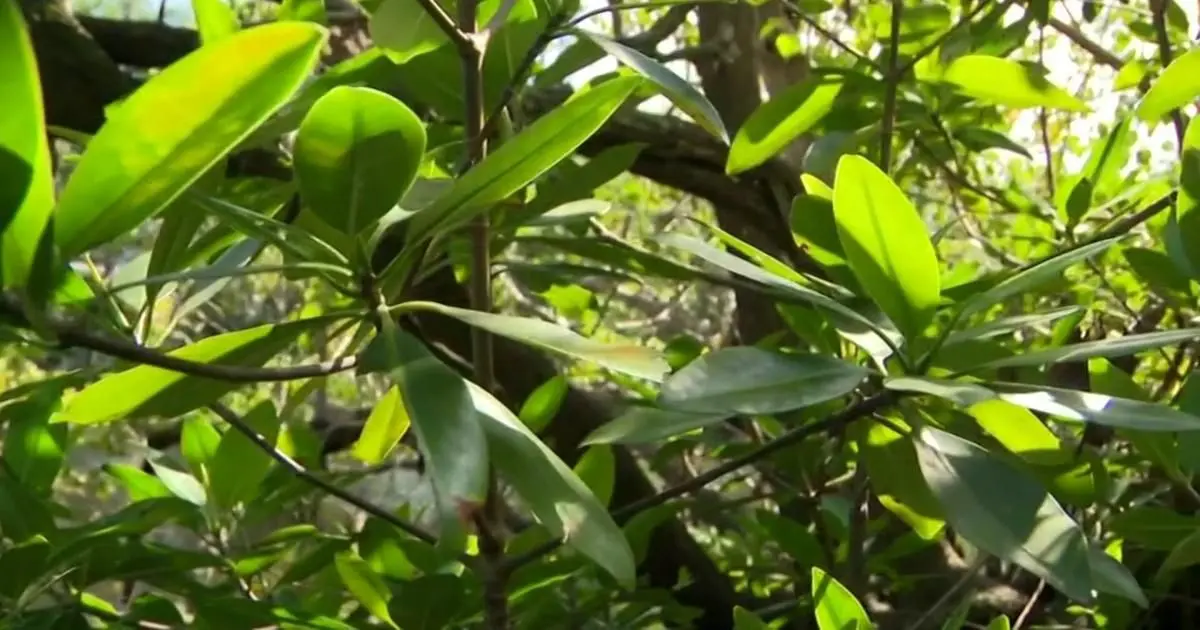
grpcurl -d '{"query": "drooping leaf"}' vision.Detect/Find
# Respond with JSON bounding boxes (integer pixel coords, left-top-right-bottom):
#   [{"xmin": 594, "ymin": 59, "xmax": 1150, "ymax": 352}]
[
  {"xmin": 1137, "ymin": 47, "xmax": 1200, "ymax": 123},
  {"xmin": 402, "ymin": 301, "xmax": 669, "ymax": 381},
  {"xmin": 352, "ymin": 385, "xmax": 412, "ymax": 464},
  {"xmin": 147, "ymin": 459, "xmax": 208, "ymax": 507},
  {"xmin": 1088, "ymin": 545, "xmax": 1148, "ymax": 608},
  {"xmin": 335, "ymin": 551, "xmax": 399, "ymax": 629},
  {"xmin": 856, "ymin": 418, "xmax": 945, "ymax": 539},
  {"xmin": 575, "ymin": 30, "xmax": 728, "ymax": 142},
  {"xmin": 468, "ymin": 380, "xmax": 636, "ymax": 587},
  {"xmin": 728, "ymin": 73, "xmax": 843, "ymax": 174},
  {"xmin": 0, "ymin": 0, "xmax": 55, "ymax": 290},
  {"xmin": 361, "ymin": 321, "xmax": 490, "ymax": 525},
  {"xmin": 914, "ymin": 426, "xmax": 1094, "ymax": 603},
  {"xmin": 583, "ymin": 405, "xmax": 730, "ymax": 445},
  {"xmin": 55, "ymin": 316, "xmax": 339, "ymax": 425},
  {"xmin": 811, "ymin": 566, "xmax": 873, "ymax": 630},
  {"xmin": 833, "ymin": 154, "xmax": 941, "ymax": 340},
  {"xmin": 940, "ymin": 55, "xmax": 1088, "ymax": 112},
  {"xmin": 658, "ymin": 347, "xmax": 867, "ymax": 415},
  {"xmin": 405, "ymin": 76, "xmax": 641, "ymax": 245},
  {"xmin": 956, "ymin": 237, "xmax": 1120, "ymax": 318},
  {"xmin": 53, "ymin": 23, "xmax": 327, "ymax": 258},
  {"xmin": 967, "ymin": 329, "xmax": 1200, "ymax": 370},
  {"xmin": 294, "ymin": 86, "xmax": 426, "ymax": 238},
  {"xmin": 208, "ymin": 401, "xmax": 282, "ymax": 509}
]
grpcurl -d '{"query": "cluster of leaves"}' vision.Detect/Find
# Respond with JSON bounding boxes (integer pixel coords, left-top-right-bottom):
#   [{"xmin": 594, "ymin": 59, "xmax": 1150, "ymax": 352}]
[{"xmin": 3, "ymin": 0, "xmax": 1200, "ymax": 628}]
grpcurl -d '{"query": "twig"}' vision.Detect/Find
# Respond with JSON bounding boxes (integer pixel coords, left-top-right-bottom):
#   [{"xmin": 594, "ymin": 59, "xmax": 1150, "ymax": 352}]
[
  {"xmin": 413, "ymin": 0, "xmax": 471, "ymax": 49},
  {"xmin": 207, "ymin": 403, "xmax": 439, "ymax": 547},
  {"xmin": 880, "ymin": 0, "xmax": 902, "ymax": 171},
  {"xmin": 1048, "ymin": 17, "xmax": 1122, "ymax": 69},
  {"xmin": 0, "ymin": 294, "xmax": 360, "ymax": 383},
  {"xmin": 1036, "ymin": 25, "xmax": 1057, "ymax": 201},
  {"xmin": 786, "ymin": 2, "xmax": 879, "ymax": 72},
  {"xmin": 565, "ymin": 0, "xmax": 713, "ymax": 29},
  {"xmin": 1150, "ymin": 0, "xmax": 1186, "ymax": 145},
  {"xmin": 1012, "ymin": 578, "xmax": 1046, "ymax": 630},
  {"xmin": 503, "ymin": 392, "xmax": 899, "ymax": 571}
]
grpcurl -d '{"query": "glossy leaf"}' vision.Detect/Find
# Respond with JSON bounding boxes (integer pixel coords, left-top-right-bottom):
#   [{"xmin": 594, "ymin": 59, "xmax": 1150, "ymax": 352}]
[
  {"xmin": 968, "ymin": 329, "xmax": 1200, "ymax": 370},
  {"xmin": 147, "ymin": 459, "xmax": 208, "ymax": 507},
  {"xmin": 811, "ymin": 566, "xmax": 872, "ymax": 630},
  {"xmin": 0, "ymin": 0, "xmax": 55, "ymax": 289},
  {"xmin": 575, "ymin": 30, "xmax": 728, "ymax": 142},
  {"xmin": 583, "ymin": 405, "xmax": 730, "ymax": 445},
  {"xmin": 957, "ymin": 237, "xmax": 1120, "ymax": 318},
  {"xmin": 335, "ymin": 551, "xmax": 399, "ymax": 629},
  {"xmin": 468, "ymin": 380, "xmax": 636, "ymax": 587},
  {"xmin": 352, "ymin": 385, "xmax": 411, "ymax": 464},
  {"xmin": 362, "ymin": 321, "xmax": 490, "ymax": 522},
  {"xmin": 406, "ymin": 76, "xmax": 641, "ymax": 244},
  {"xmin": 1137, "ymin": 47, "xmax": 1200, "ymax": 123},
  {"xmin": 404, "ymin": 301, "xmax": 669, "ymax": 381},
  {"xmin": 941, "ymin": 55, "xmax": 1088, "ymax": 112},
  {"xmin": 914, "ymin": 426, "xmax": 1094, "ymax": 603},
  {"xmin": 658, "ymin": 347, "xmax": 867, "ymax": 415},
  {"xmin": 1160, "ymin": 527, "xmax": 1200, "ymax": 576},
  {"xmin": 54, "ymin": 23, "xmax": 327, "ymax": 257},
  {"xmin": 967, "ymin": 399, "xmax": 1069, "ymax": 466},
  {"xmin": 943, "ymin": 306, "xmax": 1083, "ymax": 346},
  {"xmin": 295, "ymin": 86, "xmax": 426, "ymax": 237},
  {"xmin": 728, "ymin": 74, "xmax": 843, "ymax": 174},
  {"xmin": 208, "ymin": 401, "xmax": 281, "ymax": 508},
  {"xmin": 833, "ymin": 154, "xmax": 941, "ymax": 340},
  {"xmin": 55, "ymin": 316, "xmax": 337, "ymax": 425}
]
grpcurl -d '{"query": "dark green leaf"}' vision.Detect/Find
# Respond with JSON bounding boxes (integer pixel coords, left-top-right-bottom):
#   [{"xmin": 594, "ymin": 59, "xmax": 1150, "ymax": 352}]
[
  {"xmin": 295, "ymin": 86, "xmax": 426, "ymax": 238},
  {"xmin": 833, "ymin": 154, "xmax": 941, "ymax": 340},
  {"xmin": 54, "ymin": 23, "xmax": 326, "ymax": 257},
  {"xmin": 1123, "ymin": 247, "xmax": 1194, "ymax": 294},
  {"xmin": 2, "ymin": 390, "xmax": 67, "ymax": 496},
  {"xmin": 335, "ymin": 551, "xmax": 399, "ymax": 629},
  {"xmin": 659, "ymin": 347, "xmax": 867, "ymax": 415},
  {"xmin": 967, "ymin": 329, "xmax": 1200, "ymax": 370},
  {"xmin": 208, "ymin": 401, "xmax": 282, "ymax": 508},
  {"xmin": 944, "ymin": 306, "xmax": 1083, "ymax": 346},
  {"xmin": 734, "ymin": 606, "xmax": 769, "ymax": 630},
  {"xmin": 583, "ymin": 405, "xmax": 730, "ymax": 445},
  {"xmin": 0, "ymin": 535, "xmax": 50, "ymax": 601},
  {"xmin": 914, "ymin": 426, "xmax": 1094, "ymax": 603},
  {"xmin": 957, "ymin": 237, "xmax": 1120, "ymax": 318}
]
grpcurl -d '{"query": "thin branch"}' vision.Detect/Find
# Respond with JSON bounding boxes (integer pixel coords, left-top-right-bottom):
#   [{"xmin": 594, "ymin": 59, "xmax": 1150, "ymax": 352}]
[
  {"xmin": 414, "ymin": 0, "xmax": 472, "ymax": 49},
  {"xmin": 503, "ymin": 392, "xmax": 898, "ymax": 571},
  {"xmin": 1047, "ymin": 17, "xmax": 1122, "ymax": 69},
  {"xmin": 207, "ymin": 403, "xmax": 439, "ymax": 547},
  {"xmin": 0, "ymin": 294, "xmax": 359, "ymax": 383},
  {"xmin": 565, "ymin": 0, "xmax": 713, "ymax": 30},
  {"xmin": 786, "ymin": 3, "xmax": 880, "ymax": 72},
  {"xmin": 1150, "ymin": 0, "xmax": 1187, "ymax": 145},
  {"xmin": 880, "ymin": 0, "xmax": 902, "ymax": 171}
]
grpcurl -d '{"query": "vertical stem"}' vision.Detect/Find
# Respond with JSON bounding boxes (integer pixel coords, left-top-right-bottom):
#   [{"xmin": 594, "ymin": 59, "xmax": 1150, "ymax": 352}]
[
  {"xmin": 879, "ymin": 0, "xmax": 902, "ymax": 172},
  {"xmin": 457, "ymin": 4, "xmax": 509, "ymax": 629},
  {"xmin": 1150, "ymin": 0, "xmax": 1187, "ymax": 146}
]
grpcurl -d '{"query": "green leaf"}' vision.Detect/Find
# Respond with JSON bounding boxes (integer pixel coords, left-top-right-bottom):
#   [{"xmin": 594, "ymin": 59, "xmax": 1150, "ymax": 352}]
[
  {"xmin": 147, "ymin": 459, "xmax": 208, "ymax": 507},
  {"xmin": 362, "ymin": 322, "xmax": 490, "ymax": 522},
  {"xmin": 833, "ymin": 154, "xmax": 941, "ymax": 340},
  {"xmin": 191, "ymin": 0, "xmax": 239, "ymax": 43},
  {"xmin": 572, "ymin": 445, "xmax": 615, "ymax": 508},
  {"xmin": 0, "ymin": 0, "xmax": 55, "ymax": 290},
  {"xmin": 295, "ymin": 86, "xmax": 426, "ymax": 238},
  {"xmin": 405, "ymin": 76, "xmax": 641, "ymax": 245},
  {"xmin": 468, "ymin": 380, "xmax": 635, "ymax": 587},
  {"xmin": 1, "ymin": 390, "xmax": 67, "ymax": 496},
  {"xmin": 1088, "ymin": 546, "xmax": 1148, "ymax": 608},
  {"xmin": 104, "ymin": 463, "xmax": 172, "ymax": 502},
  {"xmin": 856, "ymin": 418, "xmax": 945, "ymax": 539},
  {"xmin": 967, "ymin": 329, "xmax": 1200, "ymax": 370},
  {"xmin": 1174, "ymin": 113, "xmax": 1200, "ymax": 278},
  {"xmin": 1111, "ymin": 506, "xmax": 1199, "ymax": 550},
  {"xmin": 403, "ymin": 301, "xmax": 669, "ymax": 381},
  {"xmin": 208, "ymin": 401, "xmax": 281, "ymax": 508},
  {"xmin": 335, "ymin": 551, "xmax": 399, "ymax": 629},
  {"xmin": 55, "ymin": 316, "xmax": 337, "ymax": 425},
  {"xmin": 728, "ymin": 73, "xmax": 843, "ymax": 174},
  {"xmin": 575, "ymin": 30, "xmax": 728, "ymax": 142},
  {"xmin": 987, "ymin": 616, "xmax": 1011, "ymax": 630},
  {"xmin": 811, "ymin": 566, "xmax": 872, "ymax": 630},
  {"xmin": 943, "ymin": 306, "xmax": 1083, "ymax": 346},
  {"xmin": 583, "ymin": 405, "xmax": 730, "ymax": 445},
  {"xmin": 1123, "ymin": 246, "xmax": 1194, "ymax": 294},
  {"xmin": 1160, "ymin": 526, "xmax": 1200, "ymax": 576},
  {"xmin": 914, "ymin": 426, "xmax": 1094, "ymax": 603},
  {"xmin": 957, "ymin": 237, "xmax": 1120, "ymax": 318},
  {"xmin": 940, "ymin": 55, "xmax": 1088, "ymax": 112},
  {"xmin": 352, "ymin": 385, "xmax": 411, "ymax": 464},
  {"xmin": 370, "ymin": 0, "xmax": 531, "ymax": 64},
  {"xmin": 733, "ymin": 606, "xmax": 769, "ymax": 630},
  {"xmin": 967, "ymin": 399, "xmax": 1069, "ymax": 466},
  {"xmin": 953, "ymin": 127, "xmax": 1033, "ymax": 159},
  {"xmin": 658, "ymin": 347, "xmax": 867, "ymax": 415},
  {"xmin": 1137, "ymin": 47, "xmax": 1200, "ymax": 123},
  {"xmin": 53, "ymin": 23, "xmax": 326, "ymax": 257},
  {"xmin": 518, "ymin": 375, "xmax": 568, "ymax": 433},
  {"xmin": 0, "ymin": 535, "xmax": 51, "ymax": 602},
  {"xmin": 278, "ymin": 0, "xmax": 327, "ymax": 23},
  {"xmin": 180, "ymin": 415, "xmax": 221, "ymax": 483},
  {"xmin": 1058, "ymin": 117, "xmax": 1135, "ymax": 226}
]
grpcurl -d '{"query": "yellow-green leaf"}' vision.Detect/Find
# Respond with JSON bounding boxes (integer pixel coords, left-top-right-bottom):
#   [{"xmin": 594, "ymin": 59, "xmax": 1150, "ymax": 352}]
[
  {"xmin": 833, "ymin": 154, "xmax": 941, "ymax": 340},
  {"xmin": 352, "ymin": 385, "xmax": 411, "ymax": 464},
  {"xmin": 0, "ymin": 1, "xmax": 55, "ymax": 290},
  {"xmin": 54, "ymin": 23, "xmax": 327, "ymax": 257},
  {"xmin": 727, "ymin": 74, "xmax": 843, "ymax": 174},
  {"xmin": 812, "ymin": 567, "xmax": 872, "ymax": 630},
  {"xmin": 941, "ymin": 55, "xmax": 1088, "ymax": 112},
  {"xmin": 1137, "ymin": 47, "xmax": 1200, "ymax": 123}
]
